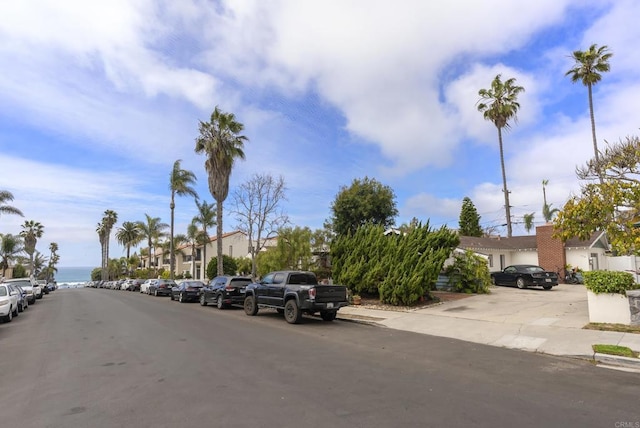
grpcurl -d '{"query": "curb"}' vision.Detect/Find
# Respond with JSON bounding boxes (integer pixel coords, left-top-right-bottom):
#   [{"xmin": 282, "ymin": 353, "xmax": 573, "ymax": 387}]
[{"xmin": 593, "ymin": 352, "xmax": 640, "ymax": 371}]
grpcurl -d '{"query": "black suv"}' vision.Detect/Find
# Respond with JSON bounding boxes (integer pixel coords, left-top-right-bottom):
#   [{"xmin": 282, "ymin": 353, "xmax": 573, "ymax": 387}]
[{"xmin": 200, "ymin": 276, "xmax": 252, "ymax": 309}]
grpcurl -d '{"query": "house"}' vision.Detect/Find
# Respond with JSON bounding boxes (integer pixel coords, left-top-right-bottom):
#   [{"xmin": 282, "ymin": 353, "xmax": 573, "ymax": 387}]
[{"xmin": 457, "ymin": 224, "xmax": 610, "ymax": 276}]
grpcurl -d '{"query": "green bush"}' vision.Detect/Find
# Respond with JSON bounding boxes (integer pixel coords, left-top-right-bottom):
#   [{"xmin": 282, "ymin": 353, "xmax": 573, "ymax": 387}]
[
  {"xmin": 583, "ymin": 270, "xmax": 639, "ymax": 295},
  {"xmin": 444, "ymin": 250, "xmax": 491, "ymax": 294},
  {"xmin": 206, "ymin": 255, "xmax": 239, "ymax": 280}
]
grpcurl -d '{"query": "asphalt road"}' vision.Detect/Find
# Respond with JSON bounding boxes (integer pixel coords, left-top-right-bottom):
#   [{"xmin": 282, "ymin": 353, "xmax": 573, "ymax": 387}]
[{"xmin": 1, "ymin": 288, "xmax": 638, "ymax": 428}]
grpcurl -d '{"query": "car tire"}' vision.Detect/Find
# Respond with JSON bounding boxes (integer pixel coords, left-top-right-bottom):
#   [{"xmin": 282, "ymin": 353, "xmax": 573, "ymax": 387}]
[
  {"xmin": 200, "ymin": 294, "xmax": 207, "ymax": 306},
  {"xmin": 13, "ymin": 306, "xmax": 18, "ymax": 317},
  {"xmin": 170, "ymin": 293, "xmax": 174, "ymax": 301},
  {"xmin": 491, "ymin": 276, "xmax": 496, "ymax": 286},
  {"xmin": 216, "ymin": 295, "xmax": 224, "ymax": 309},
  {"xmin": 320, "ymin": 311, "xmax": 337, "ymax": 321},
  {"xmin": 18, "ymin": 303, "xmax": 23, "ymax": 313},
  {"xmin": 179, "ymin": 293, "xmax": 185, "ymax": 303},
  {"xmin": 543, "ymin": 285, "xmax": 553, "ymax": 290},
  {"xmin": 154, "ymin": 290, "xmax": 159, "ymax": 297},
  {"xmin": 516, "ymin": 278, "xmax": 526, "ymax": 289},
  {"xmin": 244, "ymin": 295, "xmax": 258, "ymax": 316},
  {"xmin": 4, "ymin": 307, "xmax": 13, "ymax": 322},
  {"xmin": 284, "ymin": 299, "xmax": 302, "ymax": 324}
]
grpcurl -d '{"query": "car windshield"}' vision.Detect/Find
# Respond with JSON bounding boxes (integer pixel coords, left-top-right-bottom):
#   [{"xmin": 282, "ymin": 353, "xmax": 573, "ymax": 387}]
[{"xmin": 0, "ymin": 286, "xmax": 7, "ymax": 296}]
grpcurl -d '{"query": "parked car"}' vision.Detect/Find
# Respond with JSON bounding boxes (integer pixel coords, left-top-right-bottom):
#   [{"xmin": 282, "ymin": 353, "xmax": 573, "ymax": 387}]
[
  {"xmin": 140, "ymin": 279, "xmax": 157, "ymax": 294},
  {"xmin": 490, "ymin": 265, "xmax": 559, "ymax": 290},
  {"xmin": 12, "ymin": 284, "xmax": 29, "ymax": 312},
  {"xmin": 170, "ymin": 280, "xmax": 205, "ymax": 303},
  {"xmin": 201, "ymin": 275, "xmax": 251, "ymax": 309},
  {"xmin": 4, "ymin": 278, "xmax": 38, "ymax": 304},
  {"xmin": 148, "ymin": 279, "xmax": 176, "ymax": 296},
  {"xmin": 0, "ymin": 282, "xmax": 20, "ymax": 322},
  {"xmin": 46, "ymin": 282, "xmax": 57, "ymax": 292},
  {"xmin": 123, "ymin": 279, "xmax": 143, "ymax": 292},
  {"xmin": 37, "ymin": 280, "xmax": 49, "ymax": 295}
]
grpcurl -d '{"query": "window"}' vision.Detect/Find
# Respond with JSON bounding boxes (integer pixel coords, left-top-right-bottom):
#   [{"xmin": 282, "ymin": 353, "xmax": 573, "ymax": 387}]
[
  {"xmin": 499, "ymin": 254, "xmax": 506, "ymax": 270},
  {"xmin": 488, "ymin": 255, "xmax": 493, "ymax": 268}
]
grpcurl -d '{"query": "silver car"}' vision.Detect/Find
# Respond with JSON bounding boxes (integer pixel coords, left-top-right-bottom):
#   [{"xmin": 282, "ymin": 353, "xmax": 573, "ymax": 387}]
[
  {"xmin": 0, "ymin": 283, "xmax": 20, "ymax": 322},
  {"xmin": 4, "ymin": 278, "xmax": 39, "ymax": 304}
]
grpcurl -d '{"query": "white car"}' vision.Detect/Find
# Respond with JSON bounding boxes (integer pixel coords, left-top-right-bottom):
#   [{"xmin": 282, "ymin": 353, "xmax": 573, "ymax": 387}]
[
  {"xmin": 140, "ymin": 279, "xmax": 157, "ymax": 294},
  {"xmin": 0, "ymin": 283, "xmax": 20, "ymax": 322},
  {"xmin": 4, "ymin": 278, "xmax": 38, "ymax": 304}
]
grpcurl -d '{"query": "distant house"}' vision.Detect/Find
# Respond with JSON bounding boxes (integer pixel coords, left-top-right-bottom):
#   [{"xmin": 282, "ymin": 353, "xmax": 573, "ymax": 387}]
[{"xmin": 457, "ymin": 224, "xmax": 610, "ymax": 275}]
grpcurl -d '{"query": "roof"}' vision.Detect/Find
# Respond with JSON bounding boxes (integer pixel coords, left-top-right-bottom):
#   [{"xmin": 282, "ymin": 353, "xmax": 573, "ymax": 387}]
[{"xmin": 458, "ymin": 231, "xmax": 607, "ymax": 252}]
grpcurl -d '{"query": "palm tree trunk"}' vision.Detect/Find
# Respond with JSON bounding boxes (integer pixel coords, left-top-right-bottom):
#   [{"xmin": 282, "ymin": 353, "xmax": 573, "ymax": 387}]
[
  {"xmin": 216, "ymin": 200, "xmax": 223, "ymax": 276},
  {"xmin": 588, "ymin": 83, "xmax": 604, "ymax": 185},
  {"xmin": 201, "ymin": 229, "xmax": 207, "ymax": 281},
  {"xmin": 498, "ymin": 127, "xmax": 513, "ymax": 238},
  {"xmin": 170, "ymin": 196, "xmax": 175, "ymax": 280}
]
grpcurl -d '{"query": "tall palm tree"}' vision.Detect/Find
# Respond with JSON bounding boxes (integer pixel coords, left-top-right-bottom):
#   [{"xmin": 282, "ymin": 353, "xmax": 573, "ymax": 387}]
[
  {"xmin": 542, "ymin": 203, "xmax": 560, "ymax": 223},
  {"xmin": 195, "ymin": 106, "xmax": 248, "ymax": 276},
  {"xmin": 20, "ymin": 220, "xmax": 44, "ymax": 277},
  {"xmin": 100, "ymin": 210, "xmax": 118, "ymax": 280},
  {"xmin": 136, "ymin": 214, "xmax": 168, "ymax": 273},
  {"xmin": 186, "ymin": 220, "xmax": 203, "ymax": 279},
  {"xmin": 0, "ymin": 190, "xmax": 24, "ymax": 220},
  {"xmin": 169, "ymin": 159, "xmax": 198, "ymax": 279},
  {"xmin": 97, "ymin": 222, "xmax": 107, "ymax": 280},
  {"xmin": 523, "ymin": 213, "xmax": 535, "ymax": 234},
  {"xmin": 47, "ymin": 242, "xmax": 59, "ymax": 282},
  {"xmin": 192, "ymin": 200, "xmax": 216, "ymax": 280},
  {"xmin": 0, "ymin": 233, "xmax": 24, "ymax": 277},
  {"xmin": 33, "ymin": 251, "xmax": 48, "ymax": 278},
  {"xmin": 542, "ymin": 179, "xmax": 549, "ymax": 207},
  {"xmin": 161, "ymin": 234, "xmax": 188, "ymax": 275},
  {"xmin": 566, "ymin": 44, "xmax": 612, "ymax": 183},
  {"xmin": 477, "ymin": 74, "xmax": 525, "ymax": 238},
  {"xmin": 116, "ymin": 221, "xmax": 143, "ymax": 260}
]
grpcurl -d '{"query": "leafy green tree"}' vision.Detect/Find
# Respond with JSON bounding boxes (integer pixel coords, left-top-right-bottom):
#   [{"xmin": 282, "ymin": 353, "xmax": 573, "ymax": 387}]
[
  {"xmin": 193, "ymin": 200, "xmax": 216, "ymax": 280},
  {"xmin": 523, "ymin": 213, "xmax": 535, "ymax": 234},
  {"xmin": 168, "ymin": 159, "xmax": 198, "ymax": 279},
  {"xmin": 477, "ymin": 74, "xmax": 525, "ymax": 238},
  {"xmin": 0, "ymin": 233, "xmax": 23, "ymax": 277},
  {"xmin": 137, "ymin": 214, "xmax": 168, "ymax": 273},
  {"xmin": 20, "ymin": 220, "xmax": 44, "ymax": 278},
  {"xmin": 329, "ymin": 177, "xmax": 398, "ymax": 237},
  {"xmin": 566, "ymin": 44, "xmax": 612, "ymax": 183},
  {"xmin": 0, "ymin": 190, "xmax": 23, "ymax": 220},
  {"xmin": 195, "ymin": 106, "xmax": 248, "ymax": 276},
  {"xmin": 235, "ymin": 256, "xmax": 252, "ymax": 275},
  {"xmin": 269, "ymin": 226, "xmax": 313, "ymax": 271},
  {"xmin": 458, "ymin": 197, "xmax": 483, "ymax": 237},
  {"xmin": 206, "ymin": 254, "xmax": 237, "ymax": 279},
  {"xmin": 444, "ymin": 250, "xmax": 491, "ymax": 294}
]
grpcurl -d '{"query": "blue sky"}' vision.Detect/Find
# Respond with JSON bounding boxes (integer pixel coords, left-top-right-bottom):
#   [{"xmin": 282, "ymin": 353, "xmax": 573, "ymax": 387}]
[{"xmin": 1, "ymin": 0, "xmax": 639, "ymax": 267}]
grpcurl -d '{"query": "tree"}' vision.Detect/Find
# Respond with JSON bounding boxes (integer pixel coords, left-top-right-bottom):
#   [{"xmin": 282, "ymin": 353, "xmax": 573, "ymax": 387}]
[
  {"xmin": 523, "ymin": 213, "xmax": 535, "ymax": 234},
  {"xmin": 116, "ymin": 221, "xmax": 143, "ymax": 260},
  {"xmin": 192, "ymin": 200, "xmax": 216, "ymax": 280},
  {"xmin": 20, "ymin": 220, "xmax": 44, "ymax": 277},
  {"xmin": 477, "ymin": 74, "xmax": 525, "ymax": 238},
  {"xmin": 195, "ymin": 106, "xmax": 248, "ymax": 276},
  {"xmin": 0, "ymin": 190, "xmax": 23, "ymax": 220},
  {"xmin": 168, "ymin": 159, "xmax": 198, "ymax": 279},
  {"xmin": 231, "ymin": 173, "xmax": 288, "ymax": 279},
  {"xmin": 161, "ymin": 234, "xmax": 188, "ymax": 274},
  {"xmin": 186, "ymin": 220, "xmax": 204, "ymax": 280},
  {"xmin": 136, "ymin": 214, "xmax": 168, "ymax": 273},
  {"xmin": 566, "ymin": 44, "xmax": 612, "ymax": 183},
  {"xmin": 99, "ymin": 210, "xmax": 118, "ymax": 281},
  {"xmin": 265, "ymin": 226, "xmax": 313, "ymax": 272},
  {"xmin": 458, "ymin": 197, "xmax": 483, "ymax": 237},
  {"xmin": 329, "ymin": 177, "xmax": 398, "ymax": 237},
  {"xmin": 33, "ymin": 251, "xmax": 48, "ymax": 278},
  {"xmin": 542, "ymin": 203, "xmax": 559, "ymax": 222},
  {"xmin": 554, "ymin": 135, "xmax": 640, "ymax": 254},
  {"xmin": 96, "ymin": 222, "xmax": 107, "ymax": 280},
  {"xmin": 0, "ymin": 233, "xmax": 23, "ymax": 277},
  {"xmin": 46, "ymin": 242, "xmax": 59, "ymax": 282}
]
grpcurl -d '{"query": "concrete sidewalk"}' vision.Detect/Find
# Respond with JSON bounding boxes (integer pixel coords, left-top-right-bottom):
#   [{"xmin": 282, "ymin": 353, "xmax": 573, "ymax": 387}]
[{"xmin": 337, "ymin": 284, "xmax": 640, "ymax": 371}]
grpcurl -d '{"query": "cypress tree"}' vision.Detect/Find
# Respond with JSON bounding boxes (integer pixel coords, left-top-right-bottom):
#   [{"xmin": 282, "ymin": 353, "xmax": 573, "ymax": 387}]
[{"xmin": 458, "ymin": 197, "xmax": 483, "ymax": 237}]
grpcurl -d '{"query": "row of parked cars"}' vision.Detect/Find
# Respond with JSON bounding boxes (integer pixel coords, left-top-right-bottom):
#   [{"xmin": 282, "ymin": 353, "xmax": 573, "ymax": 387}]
[{"xmin": 0, "ymin": 277, "xmax": 57, "ymax": 323}]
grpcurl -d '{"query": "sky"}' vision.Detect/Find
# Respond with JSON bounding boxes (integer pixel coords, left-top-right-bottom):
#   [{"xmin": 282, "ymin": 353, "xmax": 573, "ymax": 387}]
[{"xmin": 1, "ymin": 0, "xmax": 639, "ymax": 268}]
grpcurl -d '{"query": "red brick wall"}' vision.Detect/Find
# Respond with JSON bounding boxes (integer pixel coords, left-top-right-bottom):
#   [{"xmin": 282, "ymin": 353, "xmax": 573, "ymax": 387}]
[{"xmin": 536, "ymin": 224, "xmax": 566, "ymax": 274}]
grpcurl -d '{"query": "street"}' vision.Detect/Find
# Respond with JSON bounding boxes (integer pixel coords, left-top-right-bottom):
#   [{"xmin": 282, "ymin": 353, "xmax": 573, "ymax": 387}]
[{"xmin": 1, "ymin": 288, "xmax": 638, "ymax": 428}]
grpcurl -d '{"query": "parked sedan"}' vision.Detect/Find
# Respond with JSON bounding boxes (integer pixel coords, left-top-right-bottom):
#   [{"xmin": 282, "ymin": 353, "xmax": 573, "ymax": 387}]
[
  {"xmin": 170, "ymin": 280, "xmax": 205, "ymax": 303},
  {"xmin": 200, "ymin": 275, "xmax": 252, "ymax": 309},
  {"xmin": 4, "ymin": 278, "xmax": 38, "ymax": 304},
  {"xmin": 13, "ymin": 284, "xmax": 29, "ymax": 312},
  {"xmin": 491, "ymin": 265, "xmax": 558, "ymax": 290},
  {"xmin": 148, "ymin": 279, "xmax": 177, "ymax": 296},
  {"xmin": 0, "ymin": 283, "xmax": 20, "ymax": 322},
  {"xmin": 140, "ymin": 279, "xmax": 157, "ymax": 294}
]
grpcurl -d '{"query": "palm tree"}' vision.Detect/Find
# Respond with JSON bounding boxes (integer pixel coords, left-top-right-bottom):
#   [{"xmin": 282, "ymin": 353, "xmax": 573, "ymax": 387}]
[
  {"xmin": 20, "ymin": 220, "xmax": 44, "ymax": 277},
  {"xmin": 477, "ymin": 74, "xmax": 525, "ymax": 238},
  {"xmin": 566, "ymin": 44, "xmax": 612, "ymax": 183},
  {"xmin": 136, "ymin": 214, "xmax": 168, "ymax": 273},
  {"xmin": 523, "ymin": 213, "xmax": 535, "ymax": 234},
  {"xmin": 168, "ymin": 159, "xmax": 198, "ymax": 279},
  {"xmin": 33, "ymin": 251, "xmax": 48, "ymax": 278},
  {"xmin": 0, "ymin": 233, "xmax": 24, "ymax": 277},
  {"xmin": 47, "ymin": 242, "xmax": 59, "ymax": 282},
  {"xmin": 0, "ymin": 190, "xmax": 24, "ymax": 220},
  {"xmin": 192, "ymin": 200, "xmax": 216, "ymax": 280},
  {"xmin": 542, "ymin": 203, "xmax": 560, "ymax": 223},
  {"xmin": 195, "ymin": 106, "xmax": 248, "ymax": 276},
  {"xmin": 161, "ymin": 234, "xmax": 188, "ymax": 274},
  {"xmin": 97, "ymin": 222, "xmax": 107, "ymax": 280},
  {"xmin": 116, "ymin": 221, "xmax": 143, "ymax": 260},
  {"xmin": 186, "ymin": 221, "xmax": 202, "ymax": 279},
  {"xmin": 100, "ymin": 210, "xmax": 118, "ymax": 280},
  {"xmin": 542, "ymin": 179, "xmax": 549, "ymax": 207}
]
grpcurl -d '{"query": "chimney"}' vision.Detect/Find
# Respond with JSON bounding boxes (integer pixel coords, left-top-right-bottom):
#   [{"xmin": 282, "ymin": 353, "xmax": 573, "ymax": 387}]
[{"xmin": 536, "ymin": 224, "xmax": 566, "ymax": 274}]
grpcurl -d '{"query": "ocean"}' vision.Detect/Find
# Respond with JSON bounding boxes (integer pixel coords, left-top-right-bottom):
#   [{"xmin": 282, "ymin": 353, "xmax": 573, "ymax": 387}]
[{"xmin": 55, "ymin": 266, "xmax": 94, "ymax": 286}]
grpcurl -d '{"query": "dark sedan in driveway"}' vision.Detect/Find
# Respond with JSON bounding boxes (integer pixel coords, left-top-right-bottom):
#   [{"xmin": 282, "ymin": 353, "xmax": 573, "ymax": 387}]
[
  {"xmin": 148, "ymin": 279, "xmax": 177, "ymax": 296},
  {"xmin": 170, "ymin": 280, "xmax": 205, "ymax": 303},
  {"xmin": 491, "ymin": 265, "xmax": 558, "ymax": 290},
  {"xmin": 200, "ymin": 275, "xmax": 252, "ymax": 309}
]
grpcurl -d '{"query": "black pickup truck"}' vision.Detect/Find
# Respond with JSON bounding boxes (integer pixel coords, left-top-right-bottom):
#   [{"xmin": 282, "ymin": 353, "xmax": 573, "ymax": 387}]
[{"xmin": 243, "ymin": 271, "xmax": 349, "ymax": 324}]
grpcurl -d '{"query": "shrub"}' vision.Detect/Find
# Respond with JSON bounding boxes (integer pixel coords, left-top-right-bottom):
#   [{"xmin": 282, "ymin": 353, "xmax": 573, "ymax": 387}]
[
  {"xmin": 583, "ymin": 270, "xmax": 639, "ymax": 295},
  {"xmin": 444, "ymin": 250, "xmax": 491, "ymax": 294}
]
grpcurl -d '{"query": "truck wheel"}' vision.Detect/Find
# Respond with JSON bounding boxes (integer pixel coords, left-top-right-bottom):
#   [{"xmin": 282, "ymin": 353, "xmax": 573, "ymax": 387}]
[
  {"xmin": 284, "ymin": 299, "xmax": 302, "ymax": 324},
  {"xmin": 244, "ymin": 295, "xmax": 258, "ymax": 316},
  {"xmin": 543, "ymin": 285, "xmax": 553, "ymax": 290},
  {"xmin": 321, "ymin": 311, "xmax": 337, "ymax": 322}
]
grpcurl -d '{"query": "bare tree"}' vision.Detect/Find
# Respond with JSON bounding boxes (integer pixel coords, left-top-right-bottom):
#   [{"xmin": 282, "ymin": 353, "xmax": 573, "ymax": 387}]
[{"xmin": 231, "ymin": 173, "xmax": 289, "ymax": 279}]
